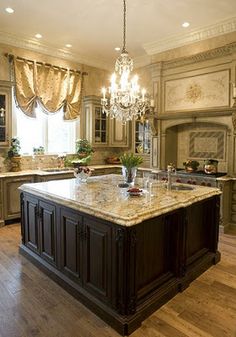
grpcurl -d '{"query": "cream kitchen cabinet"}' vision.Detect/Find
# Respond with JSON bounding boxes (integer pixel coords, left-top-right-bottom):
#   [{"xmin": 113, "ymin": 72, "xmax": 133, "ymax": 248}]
[
  {"xmin": 1, "ymin": 171, "xmax": 75, "ymax": 224},
  {"xmin": 0, "ymin": 81, "xmax": 12, "ymax": 147},
  {"xmin": 3, "ymin": 175, "xmax": 35, "ymax": 221},
  {"xmin": 84, "ymin": 95, "xmax": 129, "ymax": 148}
]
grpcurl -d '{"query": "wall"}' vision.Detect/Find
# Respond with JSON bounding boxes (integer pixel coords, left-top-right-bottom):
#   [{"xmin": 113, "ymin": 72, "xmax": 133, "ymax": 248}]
[{"xmin": 151, "ymin": 37, "xmax": 236, "ymax": 175}]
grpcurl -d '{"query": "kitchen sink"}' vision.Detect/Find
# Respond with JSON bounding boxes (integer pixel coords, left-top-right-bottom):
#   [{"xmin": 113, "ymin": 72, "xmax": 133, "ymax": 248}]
[
  {"xmin": 170, "ymin": 184, "xmax": 194, "ymax": 191},
  {"xmin": 42, "ymin": 168, "xmax": 72, "ymax": 172}
]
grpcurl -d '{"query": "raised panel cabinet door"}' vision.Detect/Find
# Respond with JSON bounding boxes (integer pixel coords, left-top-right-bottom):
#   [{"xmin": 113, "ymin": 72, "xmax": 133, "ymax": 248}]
[
  {"xmin": 110, "ymin": 118, "xmax": 129, "ymax": 147},
  {"xmin": 39, "ymin": 200, "xmax": 57, "ymax": 266},
  {"xmin": 3, "ymin": 176, "xmax": 35, "ymax": 220},
  {"xmin": 23, "ymin": 194, "xmax": 40, "ymax": 254},
  {"xmin": 185, "ymin": 198, "xmax": 216, "ymax": 267},
  {"xmin": 83, "ymin": 217, "xmax": 112, "ymax": 304},
  {"xmin": 60, "ymin": 208, "xmax": 83, "ymax": 284}
]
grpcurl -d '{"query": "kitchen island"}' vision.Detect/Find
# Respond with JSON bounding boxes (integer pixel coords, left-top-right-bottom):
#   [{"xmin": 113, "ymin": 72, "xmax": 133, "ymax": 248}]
[{"xmin": 19, "ymin": 175, "xmax": 221, "ymax": 335}]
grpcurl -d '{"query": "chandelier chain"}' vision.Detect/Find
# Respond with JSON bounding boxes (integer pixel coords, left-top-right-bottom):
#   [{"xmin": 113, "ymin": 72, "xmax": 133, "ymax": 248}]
[
  {"xmin": 101, "ymin": 0, "xmax": 150, "ymax": 123},
  {"xmin": 122, "ymin": 0, "xmax": 126, "ymax": 53}
]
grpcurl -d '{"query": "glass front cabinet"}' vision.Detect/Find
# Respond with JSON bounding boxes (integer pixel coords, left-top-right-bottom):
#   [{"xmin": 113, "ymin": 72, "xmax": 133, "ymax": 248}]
[
  {"xmin": 134, "ymin": 118, "xmax": 151, "ymax": 155},
  {"xmin": 84, "ymin": 96, "xmax": 129, "ymax": 147},
  {"xmin": 0, "ymin": 82, "xmax": 12, "ymax": 147}
]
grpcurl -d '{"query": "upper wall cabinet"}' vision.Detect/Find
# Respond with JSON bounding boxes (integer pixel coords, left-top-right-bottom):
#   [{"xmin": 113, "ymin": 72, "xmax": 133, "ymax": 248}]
[
  {"xmin": 84, "ymin": 96, "xmax": 129, "ymax": 148},
  {"xmin": 134, "ymin": 117, "xmax": 151, "ymax": 155},
  {"xmin": 0, "ymin": 81, "xmax": 12, "ymax": 147}
]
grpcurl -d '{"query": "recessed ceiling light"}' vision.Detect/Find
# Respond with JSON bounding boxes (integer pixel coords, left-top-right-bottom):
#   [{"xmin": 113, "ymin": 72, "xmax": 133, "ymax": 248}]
[
  {"xmin": 5, "ymin": 7, "xmax": 14, "ymax": 14},
  {"xmin": 35, "ymin": 33, "xmax": 42, "ymax": 39},
  {"xmin": 65, "ymin": 44, "xmax": 72, "ymax": 48},
  {"xmin": 115, "ymin": 47, "xmax": 120, "ymax": 51},
  {"xmin": 182, "ymin": 22, "xmax": 190, "ymax": 28}
]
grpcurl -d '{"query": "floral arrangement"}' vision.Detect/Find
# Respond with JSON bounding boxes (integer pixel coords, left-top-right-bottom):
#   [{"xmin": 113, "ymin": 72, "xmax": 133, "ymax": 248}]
[
  {"xmin": 74, "ymin": 166, "xmax": 92, "ymax": 182},
  {"xmin": 183, "ymin": 159, "xmax": 200, "ymax": 170},
  {"xmin": 74, "ymin": 166, "xmax": 91, "ymax": 175},
  {"xmin": 120, "ymin": 152, "xmax": 143, "ymax": 169}
]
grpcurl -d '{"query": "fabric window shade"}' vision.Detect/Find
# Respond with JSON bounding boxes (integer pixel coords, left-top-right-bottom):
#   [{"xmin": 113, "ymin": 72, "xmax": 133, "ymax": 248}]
[
  {"xmin": 64, "ymin": 71, "xmax": 84, "ymax": 120},
  {"xmin": 36, "ymin": 64, "xmax": 68, "ymax": 113},
  {"xmin": 14, "ymin": 58, "xmax": 37, "ymax": 117},
  {"xmin": 12, "ymin": 56, "xmax": 84, "ymax": 120}
]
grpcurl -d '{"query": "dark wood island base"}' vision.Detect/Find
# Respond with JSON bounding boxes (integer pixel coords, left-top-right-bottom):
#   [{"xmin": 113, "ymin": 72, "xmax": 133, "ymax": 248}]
[{"xmin": 20, "ymin": 188, "xmax": 220, "ymax": 336}]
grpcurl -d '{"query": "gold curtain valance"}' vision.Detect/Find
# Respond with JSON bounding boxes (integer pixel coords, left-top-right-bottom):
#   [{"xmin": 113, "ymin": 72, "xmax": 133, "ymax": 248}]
[{"xmin": 6, "ymin": 54, "xmax": 87, "ymax": 120}]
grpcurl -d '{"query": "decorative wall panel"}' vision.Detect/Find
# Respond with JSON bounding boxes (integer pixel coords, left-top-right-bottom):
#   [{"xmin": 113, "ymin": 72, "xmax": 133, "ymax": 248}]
[
  {"xmin": 165, "ymin": 70, "xmax": 230, "ymax": 112},
  {"xmin": 189, "ymin": 131, "xmax": 225, "ymax": 160}
]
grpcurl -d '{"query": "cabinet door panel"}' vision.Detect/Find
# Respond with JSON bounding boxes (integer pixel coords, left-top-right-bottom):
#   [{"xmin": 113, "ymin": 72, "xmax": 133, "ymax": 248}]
[
  {"xmin": 60, "ymin": 209, "xmax": 83, "ymax": 283},
  {"xmin": 39, "ymin": 201, "xmax": 57, "ymax": 266},
  {"xmin": 4, "ymin": 176, "xmax": 34, "ymax": 220},
  {"xmin": 110, "ymin": 119, "xmax": 129, "ymax": 147},
  {"xmin": 0, "ymin": 85, "xmax": 11, "ymax": 147},
  {"xmin": 83, "ymin": 217, "xmax": 112, "ymax": 303},
  {"xmin": 24, "ymin": 194, "xmax": 39, "ymax": 254},
  {"xmin": 185, "ymin": 200, "xmax": 212, "ymax": 267}
]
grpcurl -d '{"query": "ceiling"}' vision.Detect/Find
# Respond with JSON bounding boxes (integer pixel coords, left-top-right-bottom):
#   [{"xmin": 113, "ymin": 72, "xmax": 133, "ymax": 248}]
[{"xmin": 1, "ymin": 0, "xmax": 236, "ymax": 69}]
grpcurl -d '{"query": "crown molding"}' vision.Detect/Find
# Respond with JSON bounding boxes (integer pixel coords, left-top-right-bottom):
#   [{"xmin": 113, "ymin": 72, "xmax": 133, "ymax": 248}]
[
  {"xmin": 162, "ymin": 41, "xmax": 236, "ymax": 70},
  {"xmin": 143, "ymin": 16, "xmax": 236, "ymax": 55},
  {"xmin": 0, "ymin": 31, "xmax": 113, "ymax": 71}
]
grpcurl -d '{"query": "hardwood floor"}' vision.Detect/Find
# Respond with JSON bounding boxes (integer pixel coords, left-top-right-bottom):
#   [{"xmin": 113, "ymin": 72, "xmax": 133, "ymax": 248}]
[{"xmin": 0, "ymin": 224, "xmax": 236, "ymax": 337}]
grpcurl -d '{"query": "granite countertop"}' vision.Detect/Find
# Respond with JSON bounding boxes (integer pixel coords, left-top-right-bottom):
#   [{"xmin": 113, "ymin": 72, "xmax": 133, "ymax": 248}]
[
  {"xmin": 0, "ymin": 165, "xmax": 153, "ymax": 179},
  {"xmin": 19, "ymin": 174, "xmax": 221, "ymax": 227}
]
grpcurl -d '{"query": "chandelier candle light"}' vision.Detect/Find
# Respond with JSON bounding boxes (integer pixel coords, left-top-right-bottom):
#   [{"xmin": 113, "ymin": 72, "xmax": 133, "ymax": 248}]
[{"xmin": 101, "ymin": 0, "xmax": 151, "ymax": 124}]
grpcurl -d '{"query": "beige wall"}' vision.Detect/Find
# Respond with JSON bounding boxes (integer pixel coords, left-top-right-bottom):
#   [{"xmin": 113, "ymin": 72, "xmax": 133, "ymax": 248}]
[{"xmin": 0, "ymin": 43, "xmax": 109, "ymax": 96}]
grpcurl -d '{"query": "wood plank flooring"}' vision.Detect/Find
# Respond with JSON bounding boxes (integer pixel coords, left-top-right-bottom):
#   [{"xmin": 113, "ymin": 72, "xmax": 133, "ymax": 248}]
[{"xmin": 0, "ymin": 224, "xmax": 236, "ymax": 337}]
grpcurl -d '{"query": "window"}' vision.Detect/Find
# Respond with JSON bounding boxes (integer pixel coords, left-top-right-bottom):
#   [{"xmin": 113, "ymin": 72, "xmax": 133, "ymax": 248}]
[{"xmin": 12, "ymin": 101, "xmax": 79, "ymax": 155}]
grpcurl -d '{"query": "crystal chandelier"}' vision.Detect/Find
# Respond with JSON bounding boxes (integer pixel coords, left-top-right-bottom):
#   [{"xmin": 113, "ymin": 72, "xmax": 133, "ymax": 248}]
[{"xmin": 101, "ymin": 0, "xmax": 150, "ymax": 124}]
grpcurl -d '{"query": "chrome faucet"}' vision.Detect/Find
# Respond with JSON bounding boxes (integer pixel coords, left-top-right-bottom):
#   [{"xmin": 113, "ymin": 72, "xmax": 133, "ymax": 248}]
[{"xmin": 167, "ymin": 163, "xmax": 176, "ymax": 191}]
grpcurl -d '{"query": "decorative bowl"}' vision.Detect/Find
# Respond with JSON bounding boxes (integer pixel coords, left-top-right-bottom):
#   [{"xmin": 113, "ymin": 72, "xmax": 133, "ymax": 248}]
[{"xmin": 74, "ymin": 166, "xmax": 92, "ymax": 183}]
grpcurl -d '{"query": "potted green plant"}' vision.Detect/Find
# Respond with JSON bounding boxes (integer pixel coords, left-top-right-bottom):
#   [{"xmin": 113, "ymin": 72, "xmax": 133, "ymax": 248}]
[
  {"xmin": 76, "ymin": 139, "xmax": 94, "ymax": 157},
  {"xmin": 120, "ymin": 152, "xmax": 143, "ymax": 184},
  {"xmin": 64, "ymin": 139, "xmax": 94, "ymax": 170},
  {"xmin": 6, "ymin": 137, "xmax": 21, "ymax": 172},
  {"xmin": 183, "ymin": 159, "xmax": 200, "ymax": 172}
]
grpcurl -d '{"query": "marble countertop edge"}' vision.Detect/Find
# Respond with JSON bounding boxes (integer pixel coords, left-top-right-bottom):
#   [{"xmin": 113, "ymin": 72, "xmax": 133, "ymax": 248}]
[{"xmin": 19, "ymin": 182, "xmax": 221, "ymax": 227}]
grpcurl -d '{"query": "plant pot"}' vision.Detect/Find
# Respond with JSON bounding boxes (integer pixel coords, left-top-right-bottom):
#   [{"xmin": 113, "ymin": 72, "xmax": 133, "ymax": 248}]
[
  {"xmin": 122, "ymin": 166, "xmax": 137, "ymax": 185},
  {"xmin": 78, "ymin": 152, "xmax": 89, "ymax": 159},
  {"xmin": 10, "ymin": 156, "xmax": 21, "ymax": 172}
]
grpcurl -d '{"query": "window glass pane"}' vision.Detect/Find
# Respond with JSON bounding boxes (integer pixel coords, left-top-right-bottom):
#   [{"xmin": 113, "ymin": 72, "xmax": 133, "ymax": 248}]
[
  {"xmin": 15, "ymin": 106, "xmax": 45, "ymax": 155},
  {"xmin": 47, "ymin": 110, "xmax": 76, "ymax": 154},
  {"xmin": 13, "ymin": 101, "xmax": 77, "ymax": 154}
]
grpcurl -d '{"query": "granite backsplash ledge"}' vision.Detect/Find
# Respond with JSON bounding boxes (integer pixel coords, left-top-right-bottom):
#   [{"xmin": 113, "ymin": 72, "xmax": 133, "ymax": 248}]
[{"xmin": 0, "ymin": 148, "xmax": 127, "ymax": 172}]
